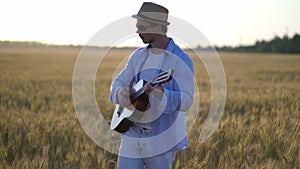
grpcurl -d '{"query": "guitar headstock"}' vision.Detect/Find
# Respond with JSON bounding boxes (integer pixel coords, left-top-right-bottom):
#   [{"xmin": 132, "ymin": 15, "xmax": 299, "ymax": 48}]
[{"xmin": 151, "ymin": 69, "xmax": 174, "ymax": 85}]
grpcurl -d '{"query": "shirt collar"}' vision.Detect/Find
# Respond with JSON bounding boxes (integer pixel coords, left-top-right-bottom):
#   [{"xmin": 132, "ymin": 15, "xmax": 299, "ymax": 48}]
[
  {"xmin": 165, "ymin": 38, "xmax": 175, "ymax": 54},
  {"xmin": 146, "ymin": 38, "xmax": 175, "ymax": 56}
]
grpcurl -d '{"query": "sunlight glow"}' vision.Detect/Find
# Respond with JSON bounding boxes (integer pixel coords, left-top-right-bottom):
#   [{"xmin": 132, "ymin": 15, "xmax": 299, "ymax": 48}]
[{"xmin": 1, "ymin": 0, "xmax": 299, "ymax": 47}]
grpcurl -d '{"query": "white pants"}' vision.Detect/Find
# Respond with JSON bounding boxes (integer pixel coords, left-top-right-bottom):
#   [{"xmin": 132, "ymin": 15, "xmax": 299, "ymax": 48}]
[{"xmin": 117, "ymin": 126, "xmax": 176, "ymax": 169}]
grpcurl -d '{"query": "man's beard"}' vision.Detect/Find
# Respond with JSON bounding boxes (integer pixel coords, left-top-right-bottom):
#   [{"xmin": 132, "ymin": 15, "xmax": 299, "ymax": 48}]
[{"xmin": 139, "ymin": 34, "xmax": 153, "ymax": 44}]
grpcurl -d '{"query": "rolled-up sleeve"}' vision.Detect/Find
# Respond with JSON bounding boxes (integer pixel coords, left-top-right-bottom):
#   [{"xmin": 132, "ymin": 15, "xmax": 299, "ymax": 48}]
[{"xmin": 162, "ymin": 53, "xmax": 194, "ymax": 112}]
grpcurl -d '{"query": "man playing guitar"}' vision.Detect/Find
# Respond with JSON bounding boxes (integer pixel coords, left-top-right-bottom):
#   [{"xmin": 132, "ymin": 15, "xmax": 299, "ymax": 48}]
[{"xmin": 109, "ymin": 2, "xmax": 194, "ymax": 169}]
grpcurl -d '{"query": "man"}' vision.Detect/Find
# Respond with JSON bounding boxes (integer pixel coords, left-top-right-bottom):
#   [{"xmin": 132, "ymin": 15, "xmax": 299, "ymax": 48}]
[{"xmin": 110, "ymin": 2, "xmax": 194, "ymax": 169}]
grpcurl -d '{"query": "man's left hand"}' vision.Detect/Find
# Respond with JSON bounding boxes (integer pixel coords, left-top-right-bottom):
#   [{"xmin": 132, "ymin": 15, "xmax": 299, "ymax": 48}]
[{"xmin": 143, "ymin": 82, "xmax": 164, "ymax": 99}]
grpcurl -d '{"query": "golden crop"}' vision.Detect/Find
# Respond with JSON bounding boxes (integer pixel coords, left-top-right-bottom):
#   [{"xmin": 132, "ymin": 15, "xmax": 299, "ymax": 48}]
[{"xmin": 0, "ymin": 47, "xmax": 299, "ymax": 168}]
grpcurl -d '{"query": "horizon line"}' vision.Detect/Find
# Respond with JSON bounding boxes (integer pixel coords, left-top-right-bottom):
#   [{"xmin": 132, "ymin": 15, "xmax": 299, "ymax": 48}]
[{"xmin": 1, "ymin": 32, "xmax": 299, "ymax": 49}]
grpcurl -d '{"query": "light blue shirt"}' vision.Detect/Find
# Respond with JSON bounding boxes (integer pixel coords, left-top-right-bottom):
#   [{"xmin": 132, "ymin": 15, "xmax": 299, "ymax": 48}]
[{"xmin": 110, "ymin": 38, "xmax": 194, "ymax": 153}]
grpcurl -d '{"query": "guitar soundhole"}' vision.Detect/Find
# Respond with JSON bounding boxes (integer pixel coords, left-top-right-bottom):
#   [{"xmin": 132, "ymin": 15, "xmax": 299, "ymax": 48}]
[{"xmin": 131, "ymin": 93, "xmax": 150, "ymax": 112}]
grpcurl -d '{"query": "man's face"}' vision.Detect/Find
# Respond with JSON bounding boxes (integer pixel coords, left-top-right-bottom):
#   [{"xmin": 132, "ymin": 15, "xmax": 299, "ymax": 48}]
[{"xmin": 136, "ymin": 19, "xmax": 157, "ymax": 44}]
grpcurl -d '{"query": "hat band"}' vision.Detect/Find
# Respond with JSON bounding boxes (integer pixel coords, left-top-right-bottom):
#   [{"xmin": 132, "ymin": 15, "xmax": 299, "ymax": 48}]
[{"xmin": 137, "ymin": 12, "xmax": 168, "ymax": 24}]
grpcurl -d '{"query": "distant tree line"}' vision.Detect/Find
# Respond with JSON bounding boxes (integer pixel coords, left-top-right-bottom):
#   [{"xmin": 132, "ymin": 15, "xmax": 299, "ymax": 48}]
[
  {"xmin": 0, "ymin": 40, "xmax": 127, "ymax": 50},
  {"xmin": 214, "ymin": 33, "xmax": 300, "ymax": 53},
  {"xmin": 0, "ymin": 41, "xmax": 45, "ymax": 47},
  {"xmin": 2, "ymin": 33, "xmax": 300, "ymax": 53},
  {"xmin": 0, "ymin": 40, "xmax": 82, "ymax": 48}
]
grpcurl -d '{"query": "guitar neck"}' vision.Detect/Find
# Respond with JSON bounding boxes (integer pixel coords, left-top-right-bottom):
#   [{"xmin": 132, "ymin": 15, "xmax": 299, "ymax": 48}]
[{"xmin": 130, "ymin": 70, "xmax": 173, "ymax": 102}]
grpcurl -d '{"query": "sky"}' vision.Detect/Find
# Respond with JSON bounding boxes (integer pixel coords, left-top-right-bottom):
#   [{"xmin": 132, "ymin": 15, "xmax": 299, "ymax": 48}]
[{"xmin": 1, "ymin": 0, "xmax": 299, "ymax": 47}]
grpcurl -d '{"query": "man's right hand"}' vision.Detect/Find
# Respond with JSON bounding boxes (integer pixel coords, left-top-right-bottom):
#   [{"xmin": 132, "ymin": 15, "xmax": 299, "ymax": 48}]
[{"xmin": 117, "ymin": 87, "xmax": 134, "ymax": 110}]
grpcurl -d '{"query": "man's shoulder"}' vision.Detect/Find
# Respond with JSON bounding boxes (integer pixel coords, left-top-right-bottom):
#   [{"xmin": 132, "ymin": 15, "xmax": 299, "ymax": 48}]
[
  {"xmin": 126, "ymin": 47, "xmax": 146, "ymax": 63},
  {"xmin": 130, "ymin": 47, "xmax": 146, "ymax": 58},
  {"xmin": 168, "ymin": 39, "xmax": 189, "ymax": 57},
  {"xmin": 171, "ymin": 43, "xmax": 192, "ymax": 61},
  {"xmin": 169, "ymin": 41, "xmax": 194, "ymax": 71}
]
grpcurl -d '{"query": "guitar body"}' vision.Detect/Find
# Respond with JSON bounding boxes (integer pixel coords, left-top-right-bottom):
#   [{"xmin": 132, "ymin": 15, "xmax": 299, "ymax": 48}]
[
  {"xmin": 110, "ymin": 70, "xmax": 174, "ymax": 133},
  {"xmin": 115, "ymin": 119, "xmax": 133, "ymax": 133},
  {"xmin": 110, "ymin": 105, "xmax": 134, "ymax": 133}
]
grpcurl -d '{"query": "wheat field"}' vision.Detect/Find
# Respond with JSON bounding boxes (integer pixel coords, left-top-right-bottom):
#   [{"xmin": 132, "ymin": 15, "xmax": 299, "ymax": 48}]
[{"xmin": 0, "ymin": 46, "xmax": 299, "ymax": 168}]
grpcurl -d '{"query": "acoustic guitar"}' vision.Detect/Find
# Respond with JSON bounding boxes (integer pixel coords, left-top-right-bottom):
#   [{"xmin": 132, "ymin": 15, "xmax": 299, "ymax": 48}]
[{"xmin": 110, "ymin": 69, "xmax": 174, "ymax": 133}]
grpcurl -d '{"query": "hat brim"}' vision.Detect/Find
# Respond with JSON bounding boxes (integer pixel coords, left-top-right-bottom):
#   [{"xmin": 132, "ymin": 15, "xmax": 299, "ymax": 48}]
[{"xmin": 132, "ymin": 14, "xmax": 170, "ymax": 25}]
